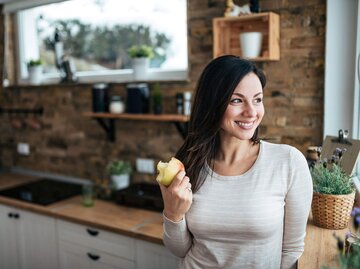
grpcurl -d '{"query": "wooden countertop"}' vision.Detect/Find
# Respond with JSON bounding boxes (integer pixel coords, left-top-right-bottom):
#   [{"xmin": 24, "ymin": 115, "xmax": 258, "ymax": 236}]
[
  {"xmin": 299, "ymin": 215, "xmax": 347, "ymax": 269},
  {"xmin": 0, "ymin": 173, "xmax": 164, "ymax": 244},
  {"xmin": 0, "ymin": 172, "xmax": 349, "ymax": 266}
]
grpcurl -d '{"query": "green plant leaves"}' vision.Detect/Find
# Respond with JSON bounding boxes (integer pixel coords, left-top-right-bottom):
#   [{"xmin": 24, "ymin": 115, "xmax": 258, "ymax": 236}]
[{"xmin": 311, "ymin": 163, "xmax": 355, "ymax": 195}]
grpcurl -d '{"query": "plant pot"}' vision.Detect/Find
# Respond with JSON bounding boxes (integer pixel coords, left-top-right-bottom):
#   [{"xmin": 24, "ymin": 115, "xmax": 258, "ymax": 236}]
[
  {"xmin": 28, "ymin": 66, "xmax": 43, "ymax": 85},
  {"xmin": 311, "ymin": 192, "xmax": 355, "ymax": 230},
  {"xmin": 239, "ymin": 32, "xmax": 263, "ymax": 58},
  {"xmin": 111, "ymin": 174, "xmax": 130, "ymax": 190},
  {"xmin": 132, "ymin": 58, "xmax": 149, "ymax": 81}
]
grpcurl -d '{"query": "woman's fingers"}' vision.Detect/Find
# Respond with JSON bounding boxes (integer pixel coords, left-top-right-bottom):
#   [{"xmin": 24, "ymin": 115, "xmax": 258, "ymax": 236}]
[
  {"xmin": 159, "ymin": 183, "xmax": 167, "ymax": 196},
  {"xmin": 179, "ymin": 176, "xmax": 190, "ymax": 189},
  {"xmin": 169, "ymin": 170, "xmax": 186, "ymax": 188}
]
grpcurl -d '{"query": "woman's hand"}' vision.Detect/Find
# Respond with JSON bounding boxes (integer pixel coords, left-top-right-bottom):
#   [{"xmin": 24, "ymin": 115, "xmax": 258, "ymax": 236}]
[{"xmin": 159, "ymin": 170, "xmax": 193, "ymax": 222}]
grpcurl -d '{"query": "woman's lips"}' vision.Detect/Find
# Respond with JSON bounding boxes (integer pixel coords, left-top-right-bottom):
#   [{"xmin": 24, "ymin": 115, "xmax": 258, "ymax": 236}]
[{"xmin": 235, "ymin": 120, "xmax": 256, "ymax": 130}]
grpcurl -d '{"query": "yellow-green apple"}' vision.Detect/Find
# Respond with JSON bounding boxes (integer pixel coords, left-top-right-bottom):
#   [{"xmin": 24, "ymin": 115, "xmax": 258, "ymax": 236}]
[{"xmin": 156, "ymin": 157, "xmax": 185, "ymax": 186}]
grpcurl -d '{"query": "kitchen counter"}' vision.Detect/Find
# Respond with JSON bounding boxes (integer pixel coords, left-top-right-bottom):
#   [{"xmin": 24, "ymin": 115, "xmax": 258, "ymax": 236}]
[
  {"xmin": 0, "ymin": 172, "xmax": 349, "ymax": 267},
  {"xmin": 0, "ymin": 172, "xmax": 164, "ymax": 244},
  {"xmin": 298, "ymin": 216, "xmax": 348, "ymax": 269}
]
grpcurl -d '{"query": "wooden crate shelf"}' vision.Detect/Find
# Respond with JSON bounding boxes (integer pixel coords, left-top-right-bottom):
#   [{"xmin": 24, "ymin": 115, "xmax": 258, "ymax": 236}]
[{"xmin": 213, "ymin": 12, "xmax": 280, "ymax": 61}]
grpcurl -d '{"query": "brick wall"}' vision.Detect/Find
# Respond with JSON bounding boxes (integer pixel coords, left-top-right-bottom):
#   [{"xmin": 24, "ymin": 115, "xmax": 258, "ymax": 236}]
[{"xmin": 0, "ymin": 0, "xmax": 326, "ymax": 182}]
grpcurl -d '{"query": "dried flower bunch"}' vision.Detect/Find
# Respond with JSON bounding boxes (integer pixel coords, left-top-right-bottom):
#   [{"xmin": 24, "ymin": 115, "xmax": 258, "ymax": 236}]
[
  {"xmin": 322, "ymin": 207, "xmax": 360, "ymax": 269},
  {"xmin": 311, "ymin": 148, "xmax": 355, "ymax": 195}
]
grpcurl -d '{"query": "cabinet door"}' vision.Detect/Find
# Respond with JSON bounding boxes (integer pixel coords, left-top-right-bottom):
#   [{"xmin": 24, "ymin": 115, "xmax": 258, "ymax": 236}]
[
  {"xmin": 136, "ymin": 240, "xmax": 180, "ymax": 269},
  {"xmin": 59, "ymin": 241, "xmax": 135, "ymax": 269},
  {"xmin": 17, "ymin": 209, "xmax": 58, "ymax": 269},
  {"xmin": 0, "ymin": 204, "xmax": 20, "ymax": 269}
]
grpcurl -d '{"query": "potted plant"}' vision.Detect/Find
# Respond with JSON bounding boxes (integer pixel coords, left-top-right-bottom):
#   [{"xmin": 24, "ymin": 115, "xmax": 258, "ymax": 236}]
[
  {"xmin": 27, "ymin": 59, "xmax": 43, "ymax": 85},
  {"xmin": 106, "ymin": 160, "xmax": 132, "ymax": 190},
  {"xmin": 128, "ymin": 45, "xmax": 154, "ymax": 80},
  {"xmin": 311, "ymin": 148, "xmax": 356, "ymax": 230},
  {"xmin": 321, "ymin": 207, "xmax": 360, "ymax": 268},
  {"xmin": 152, "ymin": 82, "xmax": 163, "ymax": 114}
]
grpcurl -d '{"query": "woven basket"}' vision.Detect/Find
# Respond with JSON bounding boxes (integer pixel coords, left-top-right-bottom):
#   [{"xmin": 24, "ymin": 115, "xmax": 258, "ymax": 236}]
[{"xmin": 311, "ymin": 192, "xmax": 355, "ymax": 230}]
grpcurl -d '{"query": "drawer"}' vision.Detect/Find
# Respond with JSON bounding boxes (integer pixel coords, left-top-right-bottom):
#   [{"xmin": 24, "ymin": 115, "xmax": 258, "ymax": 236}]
[
  {"xmin": 59, "ymin": 240, "xmax": 135, "ymax": 269},
  {"xmin": 57, "ymin": 219, "xmax": 135, "ymax": 260}
]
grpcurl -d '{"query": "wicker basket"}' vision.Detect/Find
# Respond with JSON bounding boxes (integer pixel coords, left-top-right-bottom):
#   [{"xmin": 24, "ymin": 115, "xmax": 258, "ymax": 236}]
[{"xmin": 311, "ymin": 192, "xmax": 355, "ymax": 230}]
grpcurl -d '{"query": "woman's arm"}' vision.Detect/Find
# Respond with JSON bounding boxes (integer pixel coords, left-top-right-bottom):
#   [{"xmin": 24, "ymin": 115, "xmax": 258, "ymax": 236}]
[
  {"xmin": 281, "ymin": 148, "xmax": 313, "ymax": 269},
  {"xmin": 159, "ymin": 170, "xmax": 193, "ymax": 257},
  {"xmin": 163, "ymin": 214, "xmax": 193, "ymax": 257}
]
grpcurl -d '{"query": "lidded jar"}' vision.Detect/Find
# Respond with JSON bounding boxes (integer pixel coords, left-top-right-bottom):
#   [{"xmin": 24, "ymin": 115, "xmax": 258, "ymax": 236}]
[{"xmin": 109, "ymin": 95, "xmax": 125, "ymax": 114}]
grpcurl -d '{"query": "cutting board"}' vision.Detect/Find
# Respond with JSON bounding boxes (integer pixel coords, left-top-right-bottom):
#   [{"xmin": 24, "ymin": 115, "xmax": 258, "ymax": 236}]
[{"xmin": 320, "ymin": 136, "xmax": 360, "ymax": 176}]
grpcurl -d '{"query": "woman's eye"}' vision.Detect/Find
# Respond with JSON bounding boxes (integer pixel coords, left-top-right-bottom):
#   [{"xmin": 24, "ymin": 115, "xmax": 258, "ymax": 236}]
[
  {"xmin": 231, "ymin": 98, "xmax": 242, "ymax": 104},
  {"xmin": 254, "ymin": 98, "xmax": 263, "ymax": 103}
]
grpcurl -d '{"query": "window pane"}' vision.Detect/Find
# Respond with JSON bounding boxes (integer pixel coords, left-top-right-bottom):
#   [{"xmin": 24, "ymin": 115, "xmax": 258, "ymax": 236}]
[{"xmin": 20, "ymin": 0, "xmax": 187, "ymax": 76}]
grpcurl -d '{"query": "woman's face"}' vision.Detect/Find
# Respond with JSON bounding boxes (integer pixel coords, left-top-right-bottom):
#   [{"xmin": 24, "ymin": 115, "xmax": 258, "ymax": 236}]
[{"xmin": 220, "ymin": 72, "xmax": 264, "ymax": 140}]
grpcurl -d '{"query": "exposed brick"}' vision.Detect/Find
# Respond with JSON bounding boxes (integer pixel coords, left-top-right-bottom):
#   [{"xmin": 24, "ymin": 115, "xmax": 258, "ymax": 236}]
[{"xmin": 0, "ymin": 1, "xmax": 326, "ymax": 180}]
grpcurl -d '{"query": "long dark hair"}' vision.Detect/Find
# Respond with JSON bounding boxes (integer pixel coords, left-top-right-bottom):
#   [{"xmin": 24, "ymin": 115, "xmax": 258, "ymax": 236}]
[{"xmin": 176, "ymin": 55, "xmax": 266, "ymax": 193}]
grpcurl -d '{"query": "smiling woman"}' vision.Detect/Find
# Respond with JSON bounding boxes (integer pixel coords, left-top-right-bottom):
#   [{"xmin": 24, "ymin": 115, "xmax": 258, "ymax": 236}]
[
  {"xmin": 4, "ymin": 0, "xmax": 188, "ymax": 84},
  {"xmin": 157, "ymin": 55, "xmax": 313, "ymax": 269}
]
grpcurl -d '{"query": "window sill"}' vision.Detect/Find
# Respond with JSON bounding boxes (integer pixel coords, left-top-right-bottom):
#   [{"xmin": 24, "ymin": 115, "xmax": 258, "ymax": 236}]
[{"xmin": 13, "ymin": 69, "xmax": 189, "ymax": 87}]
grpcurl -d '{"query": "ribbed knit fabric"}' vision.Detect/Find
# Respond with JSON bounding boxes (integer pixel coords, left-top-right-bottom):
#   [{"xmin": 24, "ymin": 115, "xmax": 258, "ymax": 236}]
[{"xmin": 163, "ymin": 141, "xmax": 313, "ymax": 269}]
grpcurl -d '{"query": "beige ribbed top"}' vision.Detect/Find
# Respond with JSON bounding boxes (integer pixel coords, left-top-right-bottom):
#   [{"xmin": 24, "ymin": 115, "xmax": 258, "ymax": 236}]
[{"xmin": 163, "ymin": 141, "xmax": 313, "ymax": 269}]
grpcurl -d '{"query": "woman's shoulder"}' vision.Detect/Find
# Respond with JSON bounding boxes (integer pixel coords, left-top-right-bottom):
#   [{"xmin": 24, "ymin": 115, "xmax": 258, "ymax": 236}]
[{"xmin": 260, "ymin": 140, "xmax": 306, "ymax": 161}]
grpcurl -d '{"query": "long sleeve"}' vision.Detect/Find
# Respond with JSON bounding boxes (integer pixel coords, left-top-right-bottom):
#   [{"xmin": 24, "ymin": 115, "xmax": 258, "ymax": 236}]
[
  {"xmin": 281, "ymin": 149, "xmax": 313, "ymax": 269},
  {"xmin": 162, "ymin": 214, "xmax": 192, "ymax": 258}
]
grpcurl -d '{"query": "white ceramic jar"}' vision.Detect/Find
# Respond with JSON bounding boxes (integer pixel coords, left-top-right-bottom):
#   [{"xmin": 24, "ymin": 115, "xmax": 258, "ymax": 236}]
[{"xmin": 109, "ymin": 96, "xmax": 125, "ymax": 114}]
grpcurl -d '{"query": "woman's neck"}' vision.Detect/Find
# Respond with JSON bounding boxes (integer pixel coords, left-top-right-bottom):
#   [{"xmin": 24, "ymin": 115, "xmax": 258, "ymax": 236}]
[{"xmin": 216, "ymin": 135, "xmax": 255, "ymax": 166}]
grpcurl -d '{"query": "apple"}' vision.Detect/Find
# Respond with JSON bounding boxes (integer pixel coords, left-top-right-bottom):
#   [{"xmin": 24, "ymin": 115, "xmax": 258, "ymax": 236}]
[{"xmin": 156, "ymin": 157, "xmax": 185, "ymax": 186}]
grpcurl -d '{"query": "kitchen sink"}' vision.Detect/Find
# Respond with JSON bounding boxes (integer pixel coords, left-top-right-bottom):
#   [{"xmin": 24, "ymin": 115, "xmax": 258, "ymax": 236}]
[
  {"xmin": 0, "ymin": 178, "xmax": 82, "ymax": 206},
  {"xmin": 114, "ymin": 183, "xmax": 163, "ymax": 212}
]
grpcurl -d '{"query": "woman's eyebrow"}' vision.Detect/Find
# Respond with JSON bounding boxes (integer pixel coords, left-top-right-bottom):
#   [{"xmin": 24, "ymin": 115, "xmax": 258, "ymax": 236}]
[{"xmin": 232, "ymin": 92, "xmax": 263, "ymax": 97}]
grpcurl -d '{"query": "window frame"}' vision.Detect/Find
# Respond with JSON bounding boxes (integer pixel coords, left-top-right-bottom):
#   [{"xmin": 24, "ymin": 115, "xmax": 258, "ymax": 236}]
[{"xmin": 14, "ymin": 1, "xmax": 189, "ymax": 85}]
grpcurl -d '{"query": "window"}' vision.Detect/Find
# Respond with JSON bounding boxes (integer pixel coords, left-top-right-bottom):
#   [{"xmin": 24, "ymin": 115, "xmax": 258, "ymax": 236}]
[{"xmin": 14, "ymin": 0, "xmax": 188, "ymax": 84}]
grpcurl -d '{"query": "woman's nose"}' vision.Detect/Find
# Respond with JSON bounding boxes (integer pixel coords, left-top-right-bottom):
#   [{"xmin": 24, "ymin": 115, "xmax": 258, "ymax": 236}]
[{"xmin": 243, "ymin": 103, "xmax": 257, "ymax": 117}]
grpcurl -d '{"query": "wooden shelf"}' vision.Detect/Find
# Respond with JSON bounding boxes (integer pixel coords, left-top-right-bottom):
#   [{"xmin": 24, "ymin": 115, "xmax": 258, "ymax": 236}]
[
  {"xmin": 83, "ymin": 112, "xmax": 189, "ymax": 122},
  {"xmin": 83, "ymin": 112, "xmax": 189, "ymax": 141},
  {"xmin": 213, "ymin": 12, "xmax": 280, "ymax": 61}
]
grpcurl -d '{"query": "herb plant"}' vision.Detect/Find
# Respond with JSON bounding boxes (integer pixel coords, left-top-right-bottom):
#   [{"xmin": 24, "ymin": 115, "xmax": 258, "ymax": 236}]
[
  {"xmin": 27, "ymin": 59, "xmax": 42, "ymax": 67},
  {"xmin": 311, "ymin": 147, "xmax": 355, "ymax": 195},
  {"xmin": 311, "ymin": 163, "xmax": 355, "ymax": 195},
  {"xmin": 106, "ymin": 160, "xmax": 132, "ymax": 175},
  {"xmin": 128, "ymin": 45, "xmax": 154, "ymax": 58}
]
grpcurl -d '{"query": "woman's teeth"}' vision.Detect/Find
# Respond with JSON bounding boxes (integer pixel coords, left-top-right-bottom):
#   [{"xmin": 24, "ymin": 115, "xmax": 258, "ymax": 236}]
[{"xmin": 236, "ymin": 121, "xmax": 254, "ymax": 128}]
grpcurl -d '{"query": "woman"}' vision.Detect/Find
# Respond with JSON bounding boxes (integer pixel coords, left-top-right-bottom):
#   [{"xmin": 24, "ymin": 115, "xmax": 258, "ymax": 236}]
[{"xmin": 159, "ymin": 55, "xmax": 313, "ymax": 269}]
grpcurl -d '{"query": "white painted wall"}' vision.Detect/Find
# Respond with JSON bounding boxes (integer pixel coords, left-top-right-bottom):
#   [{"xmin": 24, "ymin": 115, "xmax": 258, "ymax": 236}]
[{"xmin": 324, "ymin": 0, "xmax": 359, "ymax": 139}]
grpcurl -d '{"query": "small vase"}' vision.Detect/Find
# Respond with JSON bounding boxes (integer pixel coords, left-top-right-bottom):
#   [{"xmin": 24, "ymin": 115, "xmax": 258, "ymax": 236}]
[
  {"xmin": 132, "ymin": 58, "xmax": 149, "ymax": 81},
  {"xmin": 111, "ymin": 174, "xmax": 130, "ymax": 190},
  {"xmin": 239, "ymin": 32, "xmax": 263, "ymax": 58},
  {"xmin": 153, "ymin": 104, "xmax": 162, "ymax": 114},
  {"xmin": 28, "ymin": 66, "xmax": 43, "ymax": 85}
]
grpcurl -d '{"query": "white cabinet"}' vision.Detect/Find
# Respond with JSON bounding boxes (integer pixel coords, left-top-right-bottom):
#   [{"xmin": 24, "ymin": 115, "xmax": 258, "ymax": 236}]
[
  {"xmin": 0, "ymin": 204, "xmax": 178, "ymax": 269},
  {"xmin": 0, "ymin": 204, "xmax": 20, "ymax": 269},
  {"xmin": 136, "ymin": 240, "xmax": 180, "ymax": 269},
  {"xmin": 0, "ymin": 204, "xmax": 58, "ymax": 269},
  {"xmin": 57, "ymin": 219, "xmax": 136, "ymax": 269}
]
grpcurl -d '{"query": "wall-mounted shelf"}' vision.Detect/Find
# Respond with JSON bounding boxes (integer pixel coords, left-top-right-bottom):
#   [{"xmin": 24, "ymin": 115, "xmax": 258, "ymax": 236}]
[
  {"xmin": 213, "ymin": 12, "xmax": 280, "ymax": 61},
  {"xmin": 83, "ymin": 112, "xmax": 189, "ymax": 142}
]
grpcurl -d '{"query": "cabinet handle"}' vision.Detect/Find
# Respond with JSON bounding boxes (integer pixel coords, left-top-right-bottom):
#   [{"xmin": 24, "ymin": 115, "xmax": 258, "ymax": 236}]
[
  {"xmin": 8, "ymin": 212, "xmax": 14, "ymax": 218},
  {"xmin": 86, "ymin": 228, "xmax": 99, "ymax": 236},
  {"xmin": 13, "ymin": 213, "xmax": 20, "ymax": 219},
  {"xmin": 87, "ymin": 252, "xmax": 100, "ymax": 261}
]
